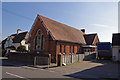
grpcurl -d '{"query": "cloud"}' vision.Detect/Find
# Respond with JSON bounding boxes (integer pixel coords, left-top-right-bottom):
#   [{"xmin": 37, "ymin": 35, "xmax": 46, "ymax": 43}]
[{"xmin": 90, "ymin": 24, "xmax": 113, "ymax": 28}]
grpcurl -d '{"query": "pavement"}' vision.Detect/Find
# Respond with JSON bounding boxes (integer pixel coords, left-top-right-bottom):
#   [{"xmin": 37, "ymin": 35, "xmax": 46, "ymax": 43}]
[{"xmin": 1, "ymin": 57, "xmax": 120, "ymax": 79}]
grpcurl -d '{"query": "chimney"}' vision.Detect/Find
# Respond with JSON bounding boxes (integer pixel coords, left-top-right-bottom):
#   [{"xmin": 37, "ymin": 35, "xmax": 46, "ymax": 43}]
[
  {"xmin": 17, "ymin": 29, "xmax": 22, "ymax": 34},
  {"xmin": 81, "ymin": 29, "xmax": 85, "ymax": 33}
]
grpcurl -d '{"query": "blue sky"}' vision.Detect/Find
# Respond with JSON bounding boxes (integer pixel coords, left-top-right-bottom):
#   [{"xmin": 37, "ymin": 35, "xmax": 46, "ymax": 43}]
[{"xmin": 2, "ymin": 2, "xmax": 118, "ymax": 42}]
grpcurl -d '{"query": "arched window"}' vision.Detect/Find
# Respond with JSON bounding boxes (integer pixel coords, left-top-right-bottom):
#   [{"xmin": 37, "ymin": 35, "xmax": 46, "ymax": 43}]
[
  {"xmin": 34, "ymin": 36, "xmax": 37, "ymax": 49},
  {"xmin": 34, "ymin": 29, "xmax": 44, "ymax": 50},
  {"xmin": 38, "ymin": 30, "xmax": 41, "ymax": 35},
  {"xmin": 41, "ymin": 35, "xmax": 44, "ymax": 50}
]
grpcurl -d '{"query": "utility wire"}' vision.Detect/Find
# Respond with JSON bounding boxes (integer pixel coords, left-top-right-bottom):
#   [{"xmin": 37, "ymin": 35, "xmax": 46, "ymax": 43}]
[{"xmin": 2, "ymin": 8, "xmax": 34, "ymax": 21}]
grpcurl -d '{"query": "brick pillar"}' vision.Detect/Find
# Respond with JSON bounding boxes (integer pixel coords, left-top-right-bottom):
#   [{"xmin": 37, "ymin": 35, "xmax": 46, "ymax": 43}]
[{"xmin": 49, "ymin": 54, "xmax": 51, "ymax": 65}]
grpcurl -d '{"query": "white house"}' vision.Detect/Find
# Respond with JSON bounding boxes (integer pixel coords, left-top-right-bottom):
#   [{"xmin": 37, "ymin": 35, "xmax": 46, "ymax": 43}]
[
  {"xmin": 112, "ymin": 33, "xmax": 120, "ymax": 61},
  {"xmin": 3, "ymin": 29, "xmax": 29, "ymax": 52}
]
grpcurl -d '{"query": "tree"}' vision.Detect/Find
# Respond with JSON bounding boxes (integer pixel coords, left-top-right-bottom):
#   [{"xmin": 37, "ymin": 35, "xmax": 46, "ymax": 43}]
[{"xmin": 17, "ymin": 46, "xmax": 27, "ymax": 52}]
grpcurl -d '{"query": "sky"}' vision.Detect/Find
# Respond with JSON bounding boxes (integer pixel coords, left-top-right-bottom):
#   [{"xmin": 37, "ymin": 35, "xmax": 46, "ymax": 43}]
[{"xmin": 2, "ymin": 2, "xmax": 118, "ymax": 42}]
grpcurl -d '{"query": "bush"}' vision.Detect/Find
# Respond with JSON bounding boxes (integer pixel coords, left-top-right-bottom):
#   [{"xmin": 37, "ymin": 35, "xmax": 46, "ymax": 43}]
[
  {"xmin": 2, "ymin": 49, "xmax": 6, "ymax": 57},
  {"xmin": 17, "ymin": 46, "xmax": 27, "ymax": 52}
]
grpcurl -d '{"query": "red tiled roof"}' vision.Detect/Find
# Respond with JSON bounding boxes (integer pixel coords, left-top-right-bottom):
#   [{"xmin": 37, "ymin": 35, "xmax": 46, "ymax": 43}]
[{"xmin": 38, "ymin": 14, "xmax": 86, "ymax": 44}]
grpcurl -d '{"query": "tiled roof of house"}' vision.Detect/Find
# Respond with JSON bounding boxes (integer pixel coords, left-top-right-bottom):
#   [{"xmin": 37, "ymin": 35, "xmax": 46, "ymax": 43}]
[
  {"xmin": 112, "ymin": 33, "xmax": 120, "ymax": 46},
  {"xmin": 11, "ymin": 34, "xmax": 17, "ymax": 37},
  {"xmin": 12, "ymin": 32, "xmax": 28, "ymax": 43},
  {"xmin": 38, "ymin": 14, "xmax": 86, "ymax": 44},
  {"xmin": 2, "ymin": 38, "xmax": 7, "ymax": 45},
  {"xmin": 84, "ymin": 33, "xmax": 97, "ymax": 45}
]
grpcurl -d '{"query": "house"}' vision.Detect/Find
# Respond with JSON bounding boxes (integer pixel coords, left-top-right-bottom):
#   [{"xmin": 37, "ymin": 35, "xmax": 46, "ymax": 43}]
[
  {"xmin": 82, "ymin": 33, "xmax": 99, "ymax": 53},
  {"xmin": 97, "ymin": 42, "xmax": 112, "ymax": 59},
  {"xmin": 112, "ymin": 33, "xmax": 120, "ymax": 61},
  {"xmin": 28, "ymin": 14, "xmax": 99, "ymax": 63},
  {"xmin": 0, "ymin": 40, "xmax": 2, "ymax": 56},
  {"xmin": 2, "ymin": 29, "xmax": 29, "ymax": 52}
]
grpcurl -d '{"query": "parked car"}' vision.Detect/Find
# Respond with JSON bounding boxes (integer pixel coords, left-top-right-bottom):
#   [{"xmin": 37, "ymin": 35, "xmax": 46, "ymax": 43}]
[{"xmin": 4, "ymin": 52, "xmax": 9, "ymax": 57}]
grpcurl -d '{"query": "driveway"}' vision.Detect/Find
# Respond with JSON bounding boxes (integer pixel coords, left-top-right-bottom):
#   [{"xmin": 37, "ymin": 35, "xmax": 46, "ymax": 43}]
[{"xmin": 48, "ymin": 59, "xmax": 120, "ymax": 78}]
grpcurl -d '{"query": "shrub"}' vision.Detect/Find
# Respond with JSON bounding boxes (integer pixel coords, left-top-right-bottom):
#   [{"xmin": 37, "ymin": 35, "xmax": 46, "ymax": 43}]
[
  {"xmin": 2, "ymin": 49, "xmax": 6, "ymax": 56},
  {"xmin": 17, "ymin": 46, "xmax": 27, "ymax": 52}
]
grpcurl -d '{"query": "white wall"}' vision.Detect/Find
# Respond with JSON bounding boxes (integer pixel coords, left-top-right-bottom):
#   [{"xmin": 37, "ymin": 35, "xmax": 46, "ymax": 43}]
[
  {"xmin": 12, "ymin": 43, "xmax": 20, "ymax": 49},
  {"xmin": 112, "ymin": 46, "xmax": 120, "ymax": 61},
  {"xmin": 23, "ymin": 44, "xmax": 28, "ymax": 50},
  {"xmin": 21, "ymin": 40, "xmax": 25, "ymax": 45},
  {"xmin": 5, "ymin": 37, "xmax": 13, "ymax": 48},
  {"xmin": 21, "ymin": 40, "xmax": 28, "ymax": 50}
]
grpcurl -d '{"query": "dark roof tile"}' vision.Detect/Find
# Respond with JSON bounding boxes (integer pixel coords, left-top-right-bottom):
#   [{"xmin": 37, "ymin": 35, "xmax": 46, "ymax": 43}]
[
  {"xmin": 13, "ymin": 32, "xmax": 28, "ymax": 43},
  {"xmin": 84, "ymin": 33, "xmax": 97, "ymax": 45},
  {"xmin": 112, "ymin": 33, "xmax": 120, "ymax": 46}
]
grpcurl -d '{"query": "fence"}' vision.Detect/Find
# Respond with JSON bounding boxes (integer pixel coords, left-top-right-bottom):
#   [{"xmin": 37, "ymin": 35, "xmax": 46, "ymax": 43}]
[
  {"xmin": 58, "ymin": 52, "xmax": 96, "ymax": 66},
  {"xmin": 9, "ymin": 52, "xmax": 51, "ymax": 65}
]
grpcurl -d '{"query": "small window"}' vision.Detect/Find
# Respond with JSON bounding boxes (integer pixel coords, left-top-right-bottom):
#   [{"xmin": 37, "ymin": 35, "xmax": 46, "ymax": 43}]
[
  {"xmin": 77, "ymin": 46, "xmax": 79, "ymax": 52},
  {"xmin": 64, "ymin": 45, "xmax": 66, "ymax": 53},
  {"xmin": 70, "ymin": 45, "xmax": 71, "ymax": 53},
  {"xmin": 60, "ymin": 44, "xmax": 62, "ymax": 53},
  {"xmin": 84, "ymin": 49, "xmax": 86, "ymax": 52},
  {"xmin": 73, "ymin": 46, "xmax": 74, "ymax": 53},
  {"xmin": 38, "ymin": 30, "xmax": 41, "ymax": 35}
]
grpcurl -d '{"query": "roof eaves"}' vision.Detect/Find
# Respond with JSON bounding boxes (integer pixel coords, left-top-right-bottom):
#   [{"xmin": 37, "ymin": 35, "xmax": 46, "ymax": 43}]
[
  {"xmin": 92, "ymin": 34, "xmax": 97, "ymax": 45},
  {"xmin": 38, "ymin": 14, "xmax": 55, "ymax": 40}
]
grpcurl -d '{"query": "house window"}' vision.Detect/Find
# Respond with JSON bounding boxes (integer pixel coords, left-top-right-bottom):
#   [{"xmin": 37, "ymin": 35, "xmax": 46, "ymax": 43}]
[
  {"xmin": 84, "ymin": 49, "xmax": 86, "ymax": 52},
  {"xmin": 73, "ymin": 46, "xmax": 74, "ymax": 53},
  {"xmin": 70, "ymin": 45, "xmax": 71, "ymax": 54},
  {"xmin": 41, "ymin": 35, "xmax": 44, "ymax": 50},
  {"xmin": 77, "ymin": 46, "xmax": 79, "ymax": 52},
  {"xmin": 60, "ymin": 44, "xmax": 62, "ymax": 53},
  {"xmin": 64, "ymin": 45, "xmax": 66, "ymax": 53}
]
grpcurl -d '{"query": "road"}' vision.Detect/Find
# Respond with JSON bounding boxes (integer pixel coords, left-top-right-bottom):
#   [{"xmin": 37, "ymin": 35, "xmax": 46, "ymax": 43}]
[
  {"xmin": 1, "ymin": 57, "xmax": 120, "ymax": 80},
  {"xmin": 2, "ymin": 58, "xmax": 69, "ymax": 79}
]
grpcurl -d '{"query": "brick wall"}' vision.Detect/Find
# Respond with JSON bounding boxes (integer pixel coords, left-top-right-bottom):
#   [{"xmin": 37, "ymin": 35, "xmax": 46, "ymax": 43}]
[
  {"xmin": 9, "ymin": 52, "xmax": 51, "ymax": 65},
  {"xmin": 56, "ymin": 41, "xmax": 82, "ymax": 62}
]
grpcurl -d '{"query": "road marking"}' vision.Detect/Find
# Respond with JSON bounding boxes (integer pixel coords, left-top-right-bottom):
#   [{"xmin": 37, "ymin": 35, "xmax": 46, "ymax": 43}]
[
  {"xmin": 6, "ymin": 72, "xmax": 30, "ymax": 80},
  {"xmin": 6, "ymin": 72, "xmax": 25, "ymax": 78},
  {"xmin": 22, "ymin": 66, "xmax": 37, "ymax": 70},
  {"xmin": 22, "ymin": 66, "xmax": 45, "ymax": 71},
  {"xmin": 49, "ymin": 70, "xmax": 55, "ymax": 72}
]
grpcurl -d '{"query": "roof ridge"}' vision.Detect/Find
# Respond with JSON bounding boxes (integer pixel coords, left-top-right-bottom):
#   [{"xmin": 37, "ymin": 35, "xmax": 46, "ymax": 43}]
[
  {"xmin": 37, "ymin": 14, "xmax": 86, "ymax": 44},
  {"xmin": 84, "ymin": 33, "xmax": 97, "ymax": 35},
  {"xmin": 38, "ymin": 14, "xmax": 84, "ymax": 34}
]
